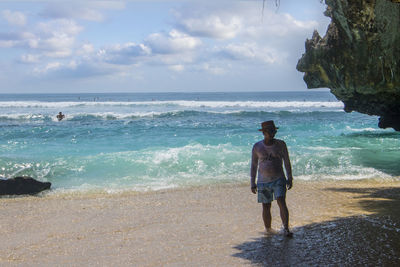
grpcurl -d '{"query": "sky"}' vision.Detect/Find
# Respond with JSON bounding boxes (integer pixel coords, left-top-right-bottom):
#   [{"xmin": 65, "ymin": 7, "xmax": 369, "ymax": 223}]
[{"xmin": 0, "ymin": 0, "xmax": 331, "ymax": 93}]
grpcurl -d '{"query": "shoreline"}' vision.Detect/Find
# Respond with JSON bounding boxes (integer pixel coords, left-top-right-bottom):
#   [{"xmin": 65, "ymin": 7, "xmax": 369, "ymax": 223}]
[
  {"xmin": 3, "ymin": 177, "xmax": 399, "ymax": 199},
  {"xmin": 1, "ymin": 180, "xmax": 400, "ymax": 266}
]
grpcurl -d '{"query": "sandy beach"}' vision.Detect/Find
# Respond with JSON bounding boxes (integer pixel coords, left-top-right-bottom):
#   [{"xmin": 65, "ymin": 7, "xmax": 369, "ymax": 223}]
[{"xmin": 1, "ymin": 180, "xmax": 400, "ymax": 266}]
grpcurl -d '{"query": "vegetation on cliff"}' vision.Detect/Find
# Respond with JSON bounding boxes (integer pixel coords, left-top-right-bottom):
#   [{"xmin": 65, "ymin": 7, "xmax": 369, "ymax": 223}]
[{"xmin": 297, "ymin": 0, "xmax": 400, "ymax": 130}]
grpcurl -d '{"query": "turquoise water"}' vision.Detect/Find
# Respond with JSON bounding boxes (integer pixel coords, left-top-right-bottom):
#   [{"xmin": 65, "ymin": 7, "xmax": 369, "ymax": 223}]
[{"xmin": 1, "ymin": 91, "xmax": 399, "ymax": 192}]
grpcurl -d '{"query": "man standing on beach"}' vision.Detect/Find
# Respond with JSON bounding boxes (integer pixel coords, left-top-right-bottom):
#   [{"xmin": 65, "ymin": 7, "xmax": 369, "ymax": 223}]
[{"xmin": 251, "ymin": 120, "xmax": 293, "ymax": 237}]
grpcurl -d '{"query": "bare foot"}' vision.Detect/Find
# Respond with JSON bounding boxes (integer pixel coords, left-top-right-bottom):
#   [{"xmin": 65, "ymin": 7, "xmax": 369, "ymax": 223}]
[
  {"xmin": 264, "ymin": 228, "xmax": 277, "ymax": 235},
  {"xmin": 284, "ymin": 228, "xmax": 293, "ymax": 237}
]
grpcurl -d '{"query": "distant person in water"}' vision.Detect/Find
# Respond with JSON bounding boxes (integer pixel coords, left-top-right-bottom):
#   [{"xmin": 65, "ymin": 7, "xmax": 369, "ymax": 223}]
[
  {"xmin": 251, "ymin": 120, "xmax": 293, "ymax": 237},
  {"xmin": 56, "ymin": 112, "xmax": 65, "ymax": 121}
]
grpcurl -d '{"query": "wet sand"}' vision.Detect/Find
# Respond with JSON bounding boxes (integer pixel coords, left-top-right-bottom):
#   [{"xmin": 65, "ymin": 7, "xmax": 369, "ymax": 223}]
[{"xmin": 1, "ymin": 180, "xmax": 400, "ymax": 266}]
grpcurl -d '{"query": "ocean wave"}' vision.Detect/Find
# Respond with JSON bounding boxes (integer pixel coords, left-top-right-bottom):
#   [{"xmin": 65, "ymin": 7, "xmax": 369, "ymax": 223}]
[
  {"xmin": 295, "ymin": 171, "xmax": 394, "ymax": 181},
  {"xmin": 0, "ymin": 114, "xmax": 55, "ymax": 123},
  {"xmin": 345, "ymin": 126, "xmax": 379, "ymax": 132},
  {"xmin": 0, "ymin": 100, "xmax": 344, "ymax": 109},
  {"xmin": 304, "ymin": 146, "xmax": 362, "ymax": 151},
  {"xmin": 2, "ymin": 140, "xmax": 398, "ymax": 192},
  {"xmin": 0, "ymin": 110, "xmax": 345, "ymax": 123}
]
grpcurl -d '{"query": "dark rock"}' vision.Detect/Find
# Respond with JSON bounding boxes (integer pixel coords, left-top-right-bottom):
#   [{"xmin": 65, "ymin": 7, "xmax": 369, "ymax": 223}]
[
  {"xmin": 0, "ymin": 176, "xmax": 51, "ymax": 196},
  {"xmin": 379, "ymin": 115, "xmax": 400, "ymax": 130},
  {"xmin": 297, "ymin": 0, "xmax": 400, "ymax": 130}
]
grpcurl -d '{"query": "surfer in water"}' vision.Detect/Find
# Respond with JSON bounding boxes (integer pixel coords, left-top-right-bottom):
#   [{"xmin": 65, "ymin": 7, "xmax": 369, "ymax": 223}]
[
  {"xmin": 56, "ymin": 112, "xmax": 65, "ymax": 121},
  {"xmin": 250, "ymin": 120, "xmax": 293, "ymax": 237}
]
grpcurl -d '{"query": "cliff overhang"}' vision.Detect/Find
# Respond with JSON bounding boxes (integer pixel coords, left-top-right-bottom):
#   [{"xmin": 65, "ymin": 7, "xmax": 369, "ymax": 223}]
[{"xmin": 297, "ymin": 0, "xmax": 400, "ymax": 131}]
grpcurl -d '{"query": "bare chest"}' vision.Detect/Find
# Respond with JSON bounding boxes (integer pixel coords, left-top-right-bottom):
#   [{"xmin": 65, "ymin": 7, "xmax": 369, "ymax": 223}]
[{"xmin": 256, "ymin": 142, "xmax": 282, "ymax": 161}]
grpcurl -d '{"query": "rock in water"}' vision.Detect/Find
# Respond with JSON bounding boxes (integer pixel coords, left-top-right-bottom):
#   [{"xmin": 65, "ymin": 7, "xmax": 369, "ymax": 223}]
[
  {"xmin": 0, "ymin": 177, "xmax": 51, "ymax": 195},
  {"xmin": 297, "ymin": 0, "xmax": 400, "ymax": 131}
]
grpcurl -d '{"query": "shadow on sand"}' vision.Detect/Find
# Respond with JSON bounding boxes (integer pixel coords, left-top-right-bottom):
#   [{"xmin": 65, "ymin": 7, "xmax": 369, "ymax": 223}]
[{"xmin": 232, "ymin": 187, "xmax": 400, "ymax": 266}]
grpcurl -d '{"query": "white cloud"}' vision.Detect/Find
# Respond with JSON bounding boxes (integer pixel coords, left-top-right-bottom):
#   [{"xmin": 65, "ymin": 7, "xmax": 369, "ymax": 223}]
[
  {"xmin": 32, "ymin": 59, "xmax": 120, "ymax": 79},
  {"xmin": 174, "ymin": 3, "xmax": 319, "ymax": 42},
  {"xmin": 214, "ymin": 43, "xmax": 285, "ymax": 64},
  {"xmin": 20, "ymin": 54, "xmax": 40, "ymax": 63},
  {"xmin": 177, "ymin": 14, "xmax": 242, "ymax": 40},
  {"xmin": 168, "ymin": 64, "xmax": 184, "ymax": 72},
  {"xmin": 39, "ymin": 35, "xmax": 75, "ymax": 57},
  {"xmin": 94, "ymin": 33, "xmax": 200, "ymax": 68},
  {"xmin": 242, "ymin": 13, "xmax": 319, "ymax": 40},
  {"xmin": 167, "ymin": 2, "xmax": 321, "ymax": 73},
  {"xmin": 0, "ymin": 17, "xmax": 85, "ymax": 61},
  {"xmin": 33, "ymin": 61, "xmax": 62, "ymax": 75},
  {"xmin": 77, "ymin": 43, "xmax": 95, "ymax": 56},
  {"xmin": 216, "ymin": 43, "xmax": 257, "ymax": 60},
  {"xmin": 199, "ymin": 63, "xmax": 226, "ymax": 75},
  {"xmin": 0, "ymin": 20, "xmax": 80, "ymax": 50},
  {"xmin": 0, "ymin": 40, "xmax": 19, "ymax": 48},
  {"xmin": 26, "ymin": 19, "xmax": 82, "ymax": 58},
  {"xmin": 2, "ymin": 10, "xmax": 27, "ymax": 26},
  {"xmin": 145, "ymin": 29, "xmax": 202, "ymax": 54},
  {"xmin": 36, "ymin": 19, "xmax": 83, "ymax": 36},
  {"xmin": 0, "ymin": 32, "xmax": 35, "ymax": 48},
  {"xmin": 99, "ymin": 42, "xmax": 151, "ymax": 65}
]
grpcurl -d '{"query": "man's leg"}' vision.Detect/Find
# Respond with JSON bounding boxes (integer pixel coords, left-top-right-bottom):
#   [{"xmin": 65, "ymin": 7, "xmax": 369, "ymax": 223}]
[
  {"xmin": 276, "ymin": 197, "xmax": 289, "ymax": 230},
  {"xmin": 262, "ymin": 203, "xmax": 272, "ymax": 230}
]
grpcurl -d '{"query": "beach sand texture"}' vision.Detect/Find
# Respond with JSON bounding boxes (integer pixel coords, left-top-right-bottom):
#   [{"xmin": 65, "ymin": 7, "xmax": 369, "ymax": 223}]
[{"xmin": 1, "ymin": 180, "xmax": 400, "ymax": 266}]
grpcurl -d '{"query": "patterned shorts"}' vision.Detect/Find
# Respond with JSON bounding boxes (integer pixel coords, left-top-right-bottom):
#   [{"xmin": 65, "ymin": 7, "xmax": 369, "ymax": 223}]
[{"xmin": 257, "ymin": 177, "xmax": 287, "ymax": 203}]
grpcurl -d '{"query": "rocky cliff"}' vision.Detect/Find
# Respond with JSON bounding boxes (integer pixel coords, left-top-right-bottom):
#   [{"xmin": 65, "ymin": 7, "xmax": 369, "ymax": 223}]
[{"xmin": 297, "ymin": 0, "xmax": 400, "ymax": 130}]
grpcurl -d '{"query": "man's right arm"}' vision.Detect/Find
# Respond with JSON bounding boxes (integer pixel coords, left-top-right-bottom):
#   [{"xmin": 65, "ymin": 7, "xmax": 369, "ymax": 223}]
[{"xmin": 250, "ymin": 145, "xmax": 258, "ymax": 192}]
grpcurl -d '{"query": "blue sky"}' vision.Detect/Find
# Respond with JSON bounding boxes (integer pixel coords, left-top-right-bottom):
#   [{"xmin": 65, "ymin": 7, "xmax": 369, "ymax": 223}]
[{"xmin": 0, "ymin": 0, "xmax": 330, "ymax": 93}]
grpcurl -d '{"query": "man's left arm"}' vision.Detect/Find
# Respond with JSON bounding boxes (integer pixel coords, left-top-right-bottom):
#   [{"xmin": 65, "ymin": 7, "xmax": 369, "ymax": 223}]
[{"xmin": 281, "ymin": 141, "xmax": 293, "ymax": 190}]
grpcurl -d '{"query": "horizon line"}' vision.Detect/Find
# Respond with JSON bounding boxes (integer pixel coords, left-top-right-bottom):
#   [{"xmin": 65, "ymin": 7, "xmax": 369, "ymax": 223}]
[{"xmin": 0, "ymin": 89, "xmax": 330, "ymax": 95}]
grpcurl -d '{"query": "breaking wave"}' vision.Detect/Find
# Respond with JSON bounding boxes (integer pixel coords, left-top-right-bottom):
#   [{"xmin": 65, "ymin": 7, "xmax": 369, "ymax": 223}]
[{"xmin": 0, "ymin": 100, "xmax": 343, "ymax": 109}]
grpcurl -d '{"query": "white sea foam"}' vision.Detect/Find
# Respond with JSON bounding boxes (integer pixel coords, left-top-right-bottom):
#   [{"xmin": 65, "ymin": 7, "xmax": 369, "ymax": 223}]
[
  {"xmin": 306, "ymin": 146, "xmax": 362, "ymax": 151},
  {"xmin": 296, "ymin": 168, "xmax": 393, "ymax": 181},
  {"xmin": 47, "ymin": 182, "xmax": 181, "ymax": 195},
  {"xmin": 0, "ymin": 113, "xmax": 47, "ymax": 119},
  {"xmin": 345, "ymin": 126, "xmax": 379, "ymax": 132},
  {"xmin": 0, "ymin": 100, "xmax": 344, "ymax": 109},
  {"xmin": 63, "ymin": 111, "xmax": 169, "ymax": 119},
  {"xmin": 0, "ymin": 109, "xmax": 344, "ymax": 122}
]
